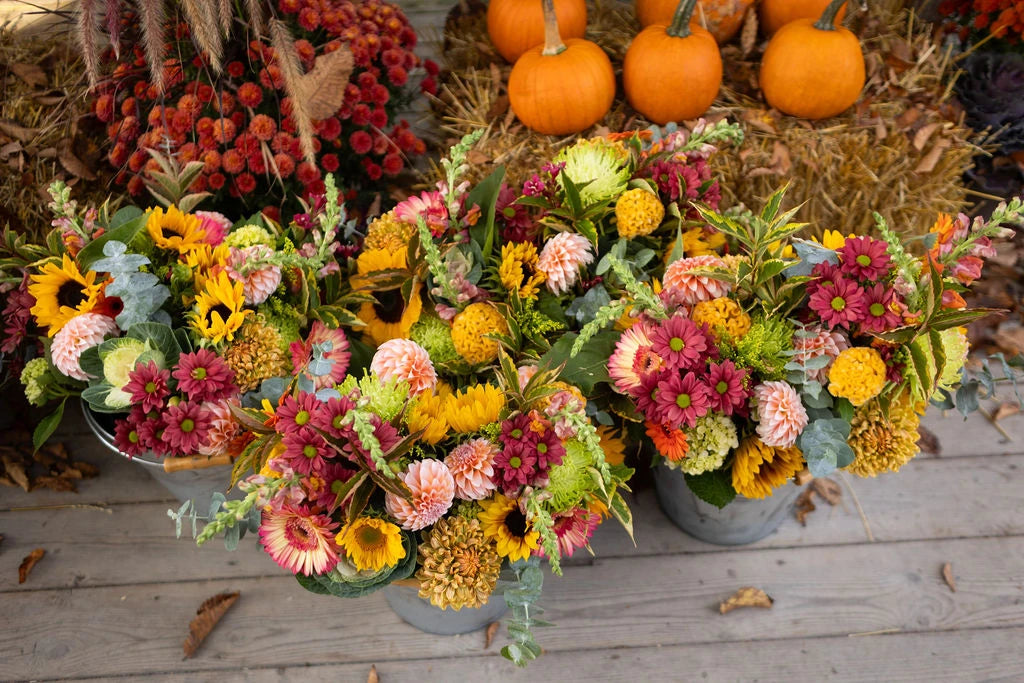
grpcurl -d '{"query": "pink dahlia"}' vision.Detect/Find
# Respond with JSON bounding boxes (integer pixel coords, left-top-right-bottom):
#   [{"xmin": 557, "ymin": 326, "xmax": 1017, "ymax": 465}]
[
  {"xmin": 444, "ymin": 438, "xmax": 498, "ymax": 500},
  {"xmin": 793, "ymin": 325, "xmax": 849, "ymax": 382},
  {"xmin": 172, "ymin": 349, "xmax": 237, "ymax": 402},
  {"xmin": 655, "ymin": 372, "xmax": 711, "ymax": 429},
  {"xmin": 227, "ymin": 245, "xmax": 282, "ymax": 305},
  {"xmin": 370, "ymin": 338, "xmax": 437, "ymax": 395},
  {"xmin": 394, "ymin": 190, "xmax": 448, "ymax": 235},
  {"xmin": 50, "ymin": 313, "xmax": 118, "ymax": 380},
  {"xmin": 753, "ymin": 381, "xmax": 808, "ymax": 448},
  {"xmin": 860, "ymin": 284, "xmax": 903, "ymax": 334},
  {"xmin": 662, "ymin": 255, "xmax": 730, "ymax": 307},
  {"xmin": 194, "ymin": 210, "xmax": 231, "ymax": 245},
  {"xmin": 290, "ymin": 321, "xmax": 351, "ymax": 390},
  {"xmin": 650, "ymin": 315, "xmax": 710, "ymax": 371},
  {"xmin": 198, "ymin": 398, "xmax": 241, "ymax": 457},
  {"xmin": 163, "ymin": 400, "xmax": 213, "ymax": 455},
  {"xmin": 517, "ymin": 364, "xmax": 539, "ymax": 390},
  {"xmin": 124, "ymin": 360, "xmax": 171, "ymax": 412},
  {"xmin": 538, "ymin": 507, "xmax": 601, "ymax": 558},
  {"xmin": 608, "ymin": 321, "xmax": 656, "ymax": 394},
  {"xmin": 259, "ymin": 506, "xmax": 339, "ymax": 576},
  {"xmin": 838, "ymin": 236, "xmax": 891, "ymax": 282},
  {"xmin": 706, "ymin": 360, "xmax": 750, "ymax": 416},
  {"xmin": 384, "ymin": 459, "xmax": 455, "ymax": 530},
  {"xmin": 537, "ymin": 232, "xmax": 594, "ymax": 295},
  {"xmin": 808, "ymin": 277, "xmax": 867, "ymax": 329}
]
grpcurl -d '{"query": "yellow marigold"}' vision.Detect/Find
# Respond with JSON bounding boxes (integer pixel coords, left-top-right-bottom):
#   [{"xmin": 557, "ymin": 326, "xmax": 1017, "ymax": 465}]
[
  {"xmin": 498, "ymin": 242, "xmax": 546, "ymax": 300},
  {"xmin": 731, "ymin": 436, "xmax": 804, "ymax": 500},
  {"xmin": 690, "ymin": 297, "xmax": 751, "ymax": 343},
  {"xmin": 364, "ymin": 210, "xmax": 416, "ymax": 251},
  {"xmin": 408, "ymin": 384, "xmax": 452, "ymax": 445},
  {"xmin": 444, "ymin": 384, "xmax": 505, "ymax": 433},
  {"xmin": 615, "ymin": 187, "xmax": 664, "ymax": 239},
  {"xmin": 827, "ymin": 347, "xmax": 887, "ymax": 406},
  {"xmin": 451, "ymin": 302, "xmax": 509, "ymax": 366},
  {"xmin": 845, "ymin": 393, "xmax": 921, "ymax": 477},
  {"xmin": 416, "ymin": 516, "xmax": 501, "ymax": 610},
  {"xmin": 664, "ymin": 228, "xmax": 727, "ymax": 264}
]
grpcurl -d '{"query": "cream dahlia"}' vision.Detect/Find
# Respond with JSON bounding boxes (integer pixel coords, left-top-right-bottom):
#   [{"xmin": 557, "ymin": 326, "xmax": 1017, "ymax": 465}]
[
  {"xmin": 384, "ymin": 459, "xmax": 455, "ymax": 530},
  {"xmin": 793, "ymin": 325, "xmax": 849, "ymax": 383},
  {"xmin": 607, "ymin": 320, "xmax": 656, "ymax": 394},
  {"xmin": 227, "ymin": 245, "xmax": 282, "ymax": 305},
  {"xmin": 370, "ymin": 339, "xmax": 437, "ymax": 396},
  {"xmin": 198, "ymin": 398, "xmax": 241, "ymax": 457},
  {"xmin": 662, "ymin": 255, "xmax": 731, "ymax": 307},
  {"xmin": 537, "ymin": 232, "xmax": 594, "ymax": 295},
  {"xmin": 444, "ymin": 438, "xmax": 498, "ymax": 500},
  {"xmin": 753, "ymin": 380, "xmax": 808, "ymax": 448},
  {"xmin": 50, "ymin": 313, "xmax": 118, "ymax": 380}
]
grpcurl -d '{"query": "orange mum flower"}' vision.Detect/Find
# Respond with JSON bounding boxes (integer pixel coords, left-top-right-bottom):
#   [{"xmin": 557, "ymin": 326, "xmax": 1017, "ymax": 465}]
[{"xmin": 645, "ymin": 421, "xmax": 689, "ymax": 462}]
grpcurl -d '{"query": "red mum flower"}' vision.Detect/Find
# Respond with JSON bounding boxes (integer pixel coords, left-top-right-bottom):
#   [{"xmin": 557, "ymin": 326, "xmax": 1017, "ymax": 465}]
[
  {"xmin": 208, "ymin": 173, "xmax": 226, "ymax": 190},
  {"xmin": 321, "ymin": 153, "xmax": 339, "ymax": 172},
  {"xmin": 297, "ymin": 161, "xmax": 320, "ymax": 185},
  {"xmin": 171, "ymin": 349, "xmax": 237, "ymax": 402},
  {"xmin": 125, "ymin": 360, "xmax": 171, "ymax": 412},
  {"xmin": 808, "ymin": 277, "xmax": 867, "ymax": 329},
  {"xmin": 382, "ymin": 152, "xmax": 403, "ymax": 175},
  {"xmin": 249, "ymin": 114, "xmax": 277, "ymax": 141},
  {"xmin": 163, "ymin": 401, "xmax": 213, "ymax": 455},
  {"xmin": 237, "ymin": 82, "xmax": 263, "ymax": 108},
  {"xmin": 654, "ymin": 372, "xmax": 710, "ymax": 429},
  {"xmin": 807, "ymin": 261, "xmax": 844, "ymax": 298},
  {"xmin": 114, "ymin": 411, "xmax": 149, "ymax": 458},
  {"xmin": 349, "ymin": 130, "xmax": 373, "ymax": 154},
  {"xmin": 227, "ymin": 60, "xmax": 245, "ymax": 78},
  {"xmin": 236, "ymin": 172, "xmax": 257, "ymax": 193},
  {"xmin": 273, "ymin": 153, "xmax": 296, "ymax": 177}
]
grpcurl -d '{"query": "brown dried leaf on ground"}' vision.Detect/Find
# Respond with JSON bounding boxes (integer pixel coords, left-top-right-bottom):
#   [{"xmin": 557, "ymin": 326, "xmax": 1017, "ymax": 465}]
[
  {"xmin": 367, "ymin": 664, "xmax": 379, "ymax": 683},
  {"xmin": 794, "ymin": 488, "xmax": 816, "ymax": 526},
  {"xmin": 941, "ymin": 562, "xmax": 956, "ymax": 592},
  {"xmin": 739, "ymin": 8, "xmax": 758, "ymax": 57},
  {"xmin": 719, "ymin": 587, "xmax": 773, "ymax": 614},
  {"xmin": 10, "ymin": 62, "xmax": 47, "ymax": 87},
  {"xmin": 484, "ymin": 620, "xmax": 500, "ymax": 649},
  {"xmin": 992, "ymin": 403, "xmax": 1021, "ymax": 422},
  {"xmin": 811, "ymin": 478, "xmax": 842, "ymax": 506},
  {"xmin": 18, "ymin": 548, "xmax": 45, "ymax": 584},
  {"xmin": 1, "ymin": 452, "xmax": 30, "ymax": 491},
  {"xmin": 183, "ymin": 592, "xmax": 240, "ymax": 657},
  {"xmin": 917, "ymin": 425, "xmax": 941, "ymax": 455}
]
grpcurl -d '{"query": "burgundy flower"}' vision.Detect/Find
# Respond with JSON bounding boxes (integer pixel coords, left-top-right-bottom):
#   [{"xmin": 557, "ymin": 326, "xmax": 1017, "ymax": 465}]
[
  {"xmin": 114, "ymin": 414, "xmax": 148, "ymax": 457},
  {"xmin": 808, "ymin": 278, "xmax": 867, "ymax": 329},
  {"xmin": 654, "ymin": 373, "xmax": 711, "ymax": 429},
  {"xmin": 650, "ymin": 315, "xmax": 710, "ymax": 371},
  {"xmin": 281, "ymin": 426, "xmax": 330, "ymax": 475},
  {"xmin": 705, "ymin": 360, "xmax": 750, "ymax": 416},
  {"xmin": 838, "ymin": 236, "xmax": 892, "ymax": 282},
  {"xmin": 859, "ymin": 284, "xmax": 903, "ymax": 334},
  {"xmin": 631, "ymin": 371, "xmax": 667, "ymax": 420},
  {"xmin": 124, "ymin": 360, "xmax": 170, "ymax": 412},
  {"xmin": 276, "ymin": 391, "xmax": 323, "ymax": 435},
  {"xmin": 312, "ymin": 394, "xmax": 358, "ymax": 439},
  {"xmin": 493, "ymin": 442, "xmax": 538, "ymax": 492},
  {"xmin": 163, "ymin": 400, "xmax": 212, "ymax": 455},
  {"xmin": 171, "ymin": 349, "xmax": 236, "ymax": 402},
  {"xmin": 525, "ymin": 414, "xmax": 565, "ymax": 472},
  {"xmin": 807, "ymin": 261, "xmax": 844, "ymax": 298}
]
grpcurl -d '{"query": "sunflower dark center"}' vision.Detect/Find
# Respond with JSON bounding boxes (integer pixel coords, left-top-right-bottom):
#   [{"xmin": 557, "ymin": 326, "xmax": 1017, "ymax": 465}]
[
  {"xmin": 356, "ymin": 525, "xmax": 384, "ymax": 547},
  {"xmin": 160, "ymin": 225, "xmax": 181, "ymax": 240},
  {"xmin": 211, "ymin": 303, "xmax": 233, "ymax": 321},
  {"xmin": 505, "ymin": 507, "xmax": 529, "ymax": 537},
  {"xmin": 56, "ymin": 280, "xmax": 87, "ymax": 309},
  {"xmin": 372, "ymin": 290, "xmax": 406, "ymax": 324}
]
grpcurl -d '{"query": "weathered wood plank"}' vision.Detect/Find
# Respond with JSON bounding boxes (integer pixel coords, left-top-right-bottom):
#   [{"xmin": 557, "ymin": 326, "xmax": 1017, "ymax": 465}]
[
  {"xmin": 2, "ymin": 536, "xmax": 1023, "ymax": 679},
  {"xmin": 137, "ymin": 626, "xmax": 1024, "ymax": 683},
  {"xmin": 919, "ymin": 408, "xmax": 1024, "ymax": 458}
]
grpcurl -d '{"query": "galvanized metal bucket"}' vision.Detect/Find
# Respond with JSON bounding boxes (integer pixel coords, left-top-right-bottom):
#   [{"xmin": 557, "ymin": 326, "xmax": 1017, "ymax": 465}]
[
  {"xmin": 653, "ymin": 464, "xmax": 800, "ymax": 545},
  {"xmin": 383, "ymin": 583, "xmax": 509, "ymax": 635},
  {"xmin": 82, "ymin": 401, "xmax": 236, "ymax": 506}
]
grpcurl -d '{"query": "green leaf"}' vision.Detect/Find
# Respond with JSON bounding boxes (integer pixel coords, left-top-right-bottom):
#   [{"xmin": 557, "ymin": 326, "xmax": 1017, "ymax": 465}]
[
  {"xmin": 32, "ymin": 398, "xmax": 66, "ymax": 452},
  {"xmin": 77, "ymin": 213, "xmax": 148, "ymax": 272},
  {"xmin": 609, "ymin": 491, "xmax": 634, "ymax": 541},
  {"xmin": 576, "ymin": 218, "xmax": 599, "ymax": 246},
  {"xmin": 683, "ymin": 468, "xmax": 736, "ymax": 509},
  {"xmin": 929, "ymin": 307, "xmax": 1001, "ymax": 331},
  {"xmin": 541, "ymin": 330, "xmax": 618, "ymax": 394},
  {"xmin": 798, "ymin": 417, "xmax": 853, "ymax": 477},
  {"xmin": 467, "ymin": 165, "xmax": 505, "ymax": 262}
]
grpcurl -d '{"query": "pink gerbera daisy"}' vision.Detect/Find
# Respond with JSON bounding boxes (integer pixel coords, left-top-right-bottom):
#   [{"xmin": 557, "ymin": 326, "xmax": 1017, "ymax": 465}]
[
  {"xmin": 290, "ymin": 321, "xmax": 351, "ymax": 390},
  {"xmin": 259, "ymin": 506, "xmax": 340, "ymax": 576},
  {"xmin": 124, "ymin": 360, "xmax": 171, "ymax": 412},
  {"xmin": 705, "ymin": 360, "xmax": 749, "ymax": 416},
  {"xmin": 538, "ymin": 507, "xmax": 601, "ymax": 558},
  {"xmin": 276, "ymin": 391, "xmax": 323, "ymax": 434},
  {"xmin": 753, "ymin": 381, "xmax": 808, "ymax": 448},
  {"xmin": 537, "ymin": 232, "xmax": 594, "ymax": 295},
  {"xmin": 50, "ymin": 312, "xmax": 118, "ymax": 381},
  {"xmin": 859, "ymin": 284, "xmax": 903, "ymax": 334},
  {"xmin": 394, "ymin": 190, "xmax": 448, "ymax": 235},
  {"xmin": 650, "ymin": 315, "xmax": 709, "ymax": 371},
  {"xmin": 631, "ymin": 371, "xmax": 666, "ymax": 418},
  {"xmin": 655, "ymin": 372, "xmax": 711, "ymax": 429},
  {"xmin": 384, "ymin": 459, "xmax": 455, "ymax": 530},
  {"xmin": 608, "ymin": 321, "xmax": 655, "ymax": 394},
  {"xmin": 227, "ymin": 245, "xmax": 282, "ymax": 305},
  {"xmin": 163, "ymin": 400, "xmax": 213, "ymax": 455},
  {"xmin": 662, "ymin": 255, "xmax": 730, "ymax": 307},
  {"xmin": 808, "ymin": 277, "xmax": 867, "ymax": 329},
  {"xmin": 838, "ymin": 236, "xmax": 891, "ymax": 282},
  {"xmin": 370, "ymin": 338, "xmax": 437, "ymax": 395},
  {"xmin": 444, "ymin": 438, "xmax": 498, "ymax": 500},
  {"xmin": 171, "ymin": 349, "xmax": 237, "ymax": 402},
  {"xmin": 281, "ymin": 426, "xmax": 331, "ymax": 474}
]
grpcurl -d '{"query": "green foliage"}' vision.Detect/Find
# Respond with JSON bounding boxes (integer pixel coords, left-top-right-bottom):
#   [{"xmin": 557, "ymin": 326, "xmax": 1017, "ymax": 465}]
[
  {"xmin": 728, "ymin": 316, "xmax": 795, "ymax": 381},
  {"xmin": 32, "ymin": 397, "xmax": 67, "ymax": 452},
  {"xmin": 295, "ymin": 531, "xmax": 417, "ymax": 598},
  {"xmin": 683, "ymin": 468, "xmax": 737, "ymax": 509},
  {"xmin": 525, "ymin": 496, "xmax": 561, "ymax": 576},
  {"xmin": 543, "ymin": 330, "xmax": 619, "ymax": 394},
  {"xmin": 502, "ymin": 557, "xmax": 550, "ymax": 667},
  {"xmin": 797, "ymin": 418, "xmax": 854, "ymax": 477},
  {"xmin": 467, "ymin": 165, "xmax": 506, "ymax": 262}
]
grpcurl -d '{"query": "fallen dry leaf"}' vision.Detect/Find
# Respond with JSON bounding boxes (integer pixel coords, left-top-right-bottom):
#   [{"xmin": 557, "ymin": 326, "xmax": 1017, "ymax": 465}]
[
  {"xmin": 941, "ymin": 562, "xmax": 956, "ymax": 592},
  {"xmin": 739, "ymin": 8, "xmax": 758, "ymax": 57},
  {"xmin": 917, "ymin": 425, "xmax": 941, "ymax": 455},
  {"xmin": 769, "ymin": 140, "xmax": 792, "ymax": 175},
  {"xmin": 992, "ymin": 403, "xmax": 1021, "ymax": 422},
  {"xmin": 367, "ymin": 664, "xmax": 379, "ymax": 683},
  {"xmin": 484, "ymin": 620, "xmax": 500, "ymax": 649},
  {"xmin": 18, "ymin": 548, "xmax": 45, "ymax": 584},
  {"xmin": 57, "ymin": 141, "xmax": 97, "ymax": 180},
  {"xmin": 741, "ymin": 109, "xmax": 777, "ymax": 135},
  {"xmin": 794, "ymin": 488, "xmax": 816, "ymax": 526},
  {"xmin": 992, "ymin": 327, "xmax": 1024, "ymax": 357},
  {"xmin": 912, "ymin": 122, "xmax": 942, "ymax": 152},
  {"xmin": 914, "ymin": 137, "xmax": 951, "ymax": 174},
  {"xmin": 810, "ymin": 478, "xmax": 842, "ymax": 506},
  {"xmin": 0, "ymin": 119, "xmax": 39, "ymax": 142},
  {"xmin": 183, "ymin": 591, "xmax": 240, "ymax": 657},
  {"xmin": 794, "ymin": 478, "xmax": 841, "ymax": 525},
  {"xmin": 719, "ymin": 587, "xmax": 773, "ymax": 614},
  {"xmin": 10, "ymin": 62, "xmax": 47, "ymax": 87}
]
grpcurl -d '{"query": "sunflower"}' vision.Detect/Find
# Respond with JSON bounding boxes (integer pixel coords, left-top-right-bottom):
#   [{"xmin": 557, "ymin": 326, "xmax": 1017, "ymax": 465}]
[
  {"xmin": 335, "ymin": 516, "xmax": 406, "ymax": 572},
  {"xmin": 29, "ymin": 254, "xmax": 103, "ymax": 336},
  {"xmin": 183, "ymin": 244, "xmax": 230, "ymax": 291},
  {"xmin": 407, "ymin": 384, "xmax": 452, "ymax": 444},
  {"xmin": 146, "ymin": 205, "xmax": 206, "ymax": 253},
  {"xmin": 499, "ymin": 242, "xmax": 546, "ymax": 300},
  {"xmin": 357, "ymin": 285, "xmax": 423, "ymax": 346},
  {"xmin": 191, "ymin": 271, "xmax": 249, "ymax": 344},
  {"xmin": 478, "ymin": 493, "xmax": 540, "ymax": 562},
  {"xmin": 444, "ymin": 384, "xmax": 505, "ymax": 433},
  {"xmin": 351, "ymin": 248, "xmax": 407, "ymax": 290},
  {"xmin": 731, "ymin": 436, "xmax": 804, "ymax": 500}
]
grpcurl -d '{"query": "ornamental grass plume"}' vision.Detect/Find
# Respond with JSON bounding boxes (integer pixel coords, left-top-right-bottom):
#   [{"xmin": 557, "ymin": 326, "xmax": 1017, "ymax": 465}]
[
  {"xmin": 845, "ymin": 393, "xmax": 921, "ymax": 477},
  {"xmin": 827, "ymin": 347, "xmax": 887, "ymax": 406},
  {"xmin": 451, "ymin": 302, "xmax": 509, "ymax": 365},
  {"xmin": 416, "ymin": 516, "xmax": 501, "ymax": 610},
  {"xmin": 731, "ymin": 436, "xmax": 804, "ymax": 499}
]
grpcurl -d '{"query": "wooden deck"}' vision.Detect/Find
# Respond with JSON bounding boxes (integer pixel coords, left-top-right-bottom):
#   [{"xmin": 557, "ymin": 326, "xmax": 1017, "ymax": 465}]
[{"xmin": 2, "ymin": 404, "xmax": 1023, "ymax": 682}]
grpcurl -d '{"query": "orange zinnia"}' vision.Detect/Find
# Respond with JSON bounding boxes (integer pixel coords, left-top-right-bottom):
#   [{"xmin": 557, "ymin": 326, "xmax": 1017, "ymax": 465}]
[{"xmin": 645, "ymin": 421, "xmax": 689, "ymax": 462}]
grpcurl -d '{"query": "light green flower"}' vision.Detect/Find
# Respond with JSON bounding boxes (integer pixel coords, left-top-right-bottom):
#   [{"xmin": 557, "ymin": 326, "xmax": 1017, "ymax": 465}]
[
  {"xmin": 410, "ymin": 315, "xmax": 459, "ymax": 366},
  {"xmin": 546, "ymin": 439, "xmax": 596, "ymax": 512},
  {"xmin": 555, "ymin": 138, "xmax": 632, "ymax": 206},
  {"xmin": 675, "ymin": 413, "xmax": 738, "ymax": 476},
  {"xmin": 224, "ymin": 225, "xmax": 274, "ymax": 249},
  {"xmin": 20, "ymin": 357, "xmax": 51, "ymax": 406}
]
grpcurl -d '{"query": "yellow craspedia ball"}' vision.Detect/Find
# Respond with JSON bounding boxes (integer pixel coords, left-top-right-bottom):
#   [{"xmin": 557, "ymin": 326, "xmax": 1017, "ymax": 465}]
[
  {"xmin": 615, "ymin": 188, "xmax": 664, "ymax": 239},
  {"xmin": 451, "ymin": 302, "xmax": 509, "ymax": 365},
  {"xmin": 691, "ymin": 297, "xmax": 751, "ymax": 343},
  {"xmin": 827, "ymin": 347, "xmax": 887, "ymax": 406}
]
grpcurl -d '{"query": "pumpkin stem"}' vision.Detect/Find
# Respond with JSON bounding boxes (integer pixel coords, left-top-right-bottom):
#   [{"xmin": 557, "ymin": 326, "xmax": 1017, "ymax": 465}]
[
  {"xmin": 813, "ymin": 0, "xmax": 847, "ymax": 31},
  {"xmin": 541, "ymin": 0, "xmax": 567, "ymax": 56},
  {"xmin": 666, "ymin": 0, "xmax": 698, "ymax": 38}
]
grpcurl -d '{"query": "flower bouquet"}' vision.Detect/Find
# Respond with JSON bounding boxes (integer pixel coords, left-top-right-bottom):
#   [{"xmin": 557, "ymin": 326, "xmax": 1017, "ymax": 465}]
[{"xmin": 570, "ymin": 184, "xmax": 1024, "ymax": 543}]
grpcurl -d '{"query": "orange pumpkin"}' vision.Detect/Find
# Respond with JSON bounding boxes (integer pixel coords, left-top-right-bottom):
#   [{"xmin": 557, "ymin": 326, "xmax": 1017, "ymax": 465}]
[
  {"xmin": 624, "ymin": 0, "xmax": 722, "ymax": 124},
  {"xmin": 635, "ymin": 0, "xmax": 756, "ymax": 44},
  {"xmin": 487, "ymin": 0, "xmax": 587, "ymax": 63},
  {"xmin": 759, "ymin": 0, "xmax": 864, "ymax": 119},
  {"xmin": 509, "ymin": 0, "xmax": 615, "ymax": 135},
  {"xmin": 759, "ymin": 0, "xmax": 847, "ymax": 36}
]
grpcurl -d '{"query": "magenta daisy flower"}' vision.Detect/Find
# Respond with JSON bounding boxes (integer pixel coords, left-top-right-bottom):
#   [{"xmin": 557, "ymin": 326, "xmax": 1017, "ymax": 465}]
[
  {"xmin": 171, "ymin": 349, "xmax": 237, "ymax": 402},
  {"xmin": 259, "ymin": 505, "xmax": 339, "ymax": 576},
  {"xmin": 705, "ymin": 360, "xmax": 750, "ymax": 416},
  {"xmin": 808, "ymin": 277, "xmax": 867, "ymax": 329},
  {"xmin": 312, "ymin": 394, "xmax": 357, "ymax": 439},
  {"xmin": 650, "ymin": 315, "xmax": 710, "ymax": 371},
  {"xmin": 526, "ymin": 414, "xmax": 566, "ymax": 472},
  {"xmin": 124, "ymin": 360, "xmax": 171, "ymax": 412},
  {"xmin": 343, "ymin": 416, "xmax": 401, "ymax": 470},
  {"xmin": 114, "ymin": 412, "xmax": 148, "ymax": 457},
  {"xmin": 281, "ymin": 426, "xmax": 331, "ymax": 475},
  {"xmin": 807, "ymin": 261, "xmax": 844, "ymax": 298},
  {"xmin": 276, "ymin": 392, "xmax": 324, "ymax": 435},
  {"xmin": 290, "ymin": 321, "xmax": 351, "ymax": 390},
  {"xmin": 631, "ymin": 371, "xmax": 666, "ymax": 419},
  {"xmin": 163, "ymin": 400, "xmax": 213, "ymax": 455},
  {"xmin": 493, "ymin": 442, "xmax": 539, "ymax": 493},
  {"xmin": 654, "ymin": 373, "xmax": 711, "ymax": 429},
  {"xmin": 859, "ymin": 284, "xmax": 903, "ymax": 334},
  {"xmin": 838, "ymin": 236, "xmax": 892, "ymax": 282},
  {"xmin": 308, "ymin": 462, "xmax": 356, "ymax": 511}
]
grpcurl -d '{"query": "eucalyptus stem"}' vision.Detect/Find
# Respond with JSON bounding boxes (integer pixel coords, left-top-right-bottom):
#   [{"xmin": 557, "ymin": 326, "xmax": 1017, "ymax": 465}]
[
  {"xmin": 541, "ymin": 0, "xmax": 566, "ymax": 55},
  {"xmin": 666, "ymin": 0, "xmax": 697, "ymax": 38},
  {"xmin": 813, "ymin": 0, "xmax": 847, "ymax": 30}
]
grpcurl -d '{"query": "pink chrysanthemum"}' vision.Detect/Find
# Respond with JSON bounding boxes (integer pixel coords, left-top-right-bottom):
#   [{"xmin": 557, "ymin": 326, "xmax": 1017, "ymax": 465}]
[
  {"xmin": 394, "ymin": 190, "xmax": 448, "ymax": 235},
  {"xmin": 163, "ymin": 400, "xmax": 213, "ymax": 455},
  {"xmin": 650, "ymin": 315, "xmax": 709, "ymax": 371},
  {"xmin": 198, "ymin": 398, "xmax": 241, "ymax": 457},
  {"xmin": 114, "ymin": 409, "xmax": 149, "ymax": 458},
  {"xmin": 281, "ymin": 426, "xmax": 331, "ymax": 475},
  {"xmin": 227, "ymin": 245, "xmax": 282, "ymax": 305},
  {"xmin": 538, "ymin": 507, "xmax": 601, "ymax": 558},
  {"xmin": 50, "ymin": 313, "xmax": 118, "ymax": 381},
  {"xmin": 444, "ymin": 438, "xmax": 498, "ymax": 500},
  {"xmin": 655, "ymin": 372, "xmax": 711, "ymax": 429},
  {"xmin": 808, "ymin": 277, "xmax": 867, "ymax": 329},
  {"xmin": 276, "ymin": 391, "xmax": 323, "ymax": 434},
  {"xmin": 706, "ymin": 360, "xmax": 750, "ymax": 416},
  {"xmin": 537, "ymin": 232, "xmax": 594, "ymax": 295},
  {"xmin": 838, "ymin": 236, "xmax": 892, "ymax": 282},
  {"xmin": 124, "ymin": 360, "xmax": 171, "ymax": 412},
  {"xmin": 806, "ymin": 261, "xmax": 844, "ymax": 298},
  {"xmin": 608, "ymin": 321, "xmax": 655, "ymax": 395},
  {"xmin": 194, "ymin": 210, "xmax": 231, "ymax": 245},
  {"xmin": 259, "ymin": 506, "xmax": 339, "ymax": 576},
  {"xmin": 384, "ymin": 459, "xmax": 455, "ymax": 530},
  {"xmin": 312, "ymin": 394, "xmax": 358, "ymax": 439},
  {"xmin": 370, "ymin": 338, "xmax": 437, "ymax": 395},
  {"xmin": 290, "ymin": 321, "xmax": 351, "ymax": 390},
  {"xmin": 793, "ymin": 325, "xmax": 849, "ymax": 382},
  {"xmin": 753, "ymin": 381, "xmax": 808, "ymax": 448},
  {"xmin": 662, "ymin": 255, "xmax": 730, "ymax": 307},
  {"xmin": 860, "ymin": 284, "xmax": 903, "ymax": 334},
  {"xmin": 172, "ymin": 349, "xmax": 237, "ymax": 402}
]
